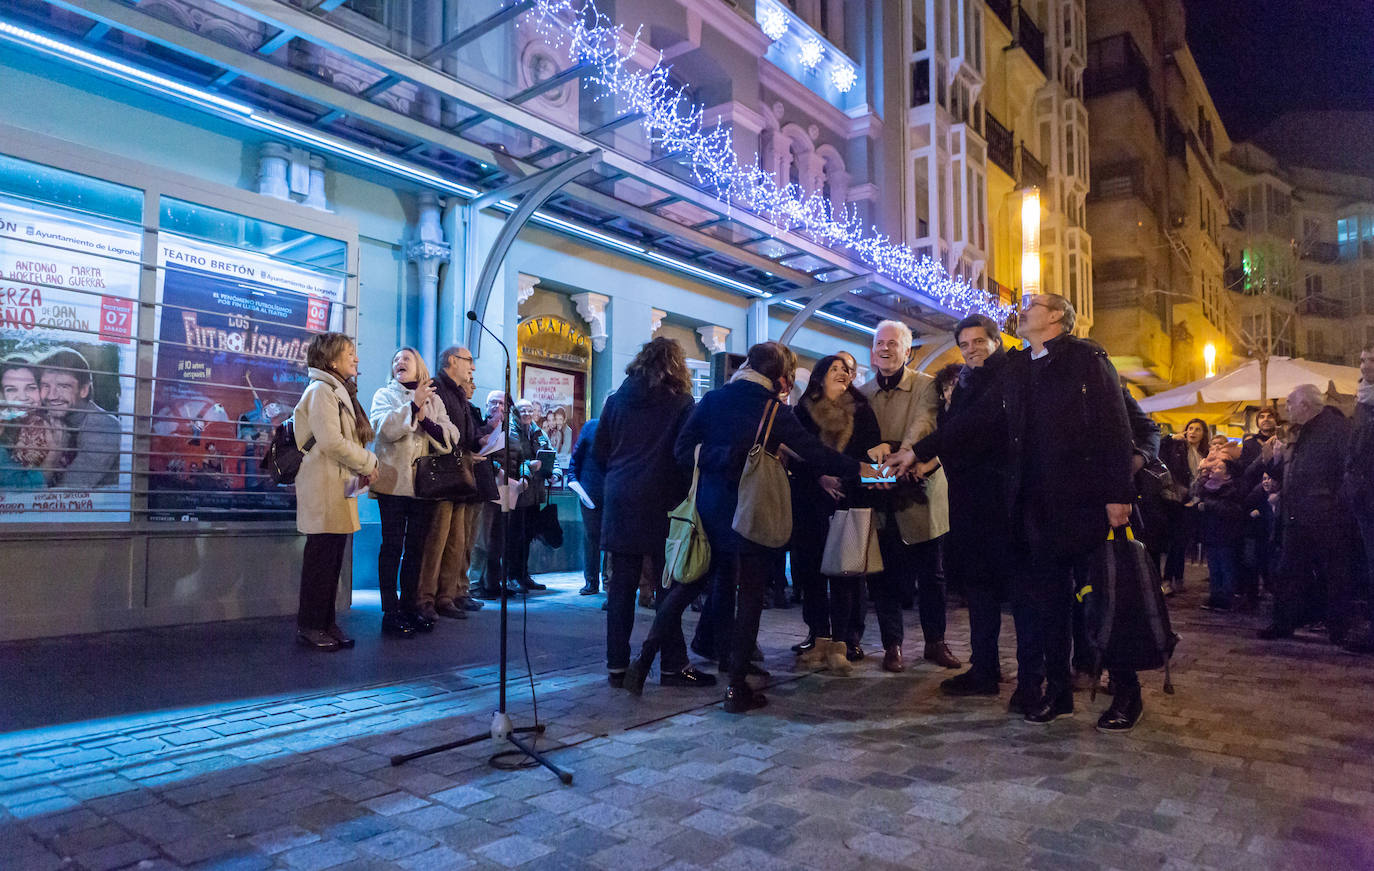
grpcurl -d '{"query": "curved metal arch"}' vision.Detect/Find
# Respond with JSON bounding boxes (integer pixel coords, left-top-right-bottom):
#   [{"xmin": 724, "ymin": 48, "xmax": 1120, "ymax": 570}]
[
  {"xmin": 465, "ymin": 149, "xmax": 604, "ymax": 355},
  {"xmin": 776, "ymin": 274, "xmax": 874, "ymax": 345},
  {"xmin": 913, "ymin": 337, "xmax": 957, "ymax": 373}
]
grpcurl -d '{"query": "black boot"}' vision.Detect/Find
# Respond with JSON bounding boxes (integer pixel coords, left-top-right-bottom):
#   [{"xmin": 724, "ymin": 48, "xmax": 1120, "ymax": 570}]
[
  {"xmin": 791, "ymin": 632, "xmax": 817, "ymax": 654},
  {"xmin": 1097, "ymin": 685, "xmax": 1143, "ymax": 733}
]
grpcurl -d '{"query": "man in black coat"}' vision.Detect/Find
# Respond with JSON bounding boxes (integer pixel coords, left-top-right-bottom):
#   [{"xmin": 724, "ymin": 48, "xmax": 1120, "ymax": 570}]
[
  {"xmin": 1346, "ymin": 345, "xmax": 1374, "ymax": 650},
  {"xmin": 932, "ymin": 314, "xmax": 1011, "ymax": 698},
  {"xmin": 1261, "ymin": 384, "xmax": 1357, "ymax": 645},
  {"xmin": 417, "ymin": 346, "xmax": 485, "ymax": 618},
  {"xmin": 913, "ymin": 293, "xmax": 1140, "ymax": 730},
  {"xmin": 567, "ymin": 418, "xmax": 605, "ymax": 595}
]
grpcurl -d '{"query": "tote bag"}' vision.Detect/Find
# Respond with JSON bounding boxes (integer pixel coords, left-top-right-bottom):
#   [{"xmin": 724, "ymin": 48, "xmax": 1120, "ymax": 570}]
[
  {"xmin": 663, "ymin": 445, "xmax": 711, "ymax": 586},
  {"xmin": 732, "ymin": 401, "xmax": 793, "ymax": 548},
  {"xmin": 820, "ymin": 507, "xmax": 884, "ymax": 576},
  {"xmin": 412, "ymin": 450, "xmax": 477, "ymax": 501}
]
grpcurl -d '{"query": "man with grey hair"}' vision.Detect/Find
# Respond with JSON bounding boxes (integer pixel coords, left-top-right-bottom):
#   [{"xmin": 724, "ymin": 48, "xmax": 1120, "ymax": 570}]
[
  {"xmin": 1260, "ymin": 383, "xmax": 1358, "ymax": 644},
  {"xmin": 858, "ymin": 319, "xmax": 959, "ymax": 673}
]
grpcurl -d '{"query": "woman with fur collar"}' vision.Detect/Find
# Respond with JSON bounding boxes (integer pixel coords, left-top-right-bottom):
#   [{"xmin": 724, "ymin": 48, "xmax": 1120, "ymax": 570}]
[{"xmin": 369, "ymin": 347, "xmax": 458, "ymax": 638}]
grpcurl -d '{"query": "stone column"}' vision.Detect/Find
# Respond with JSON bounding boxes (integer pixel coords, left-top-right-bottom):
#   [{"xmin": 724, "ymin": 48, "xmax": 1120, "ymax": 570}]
[
  {"xmin": 257, "ymin": 142, "xmax": 290, "ymax": 200},
  {"xmin": 697, "ymin": 325, "xmax": 731, "ymax": 355},
  {"xmin": 406, "ymin": 191, "xmax": 450, "ymax": 365}
]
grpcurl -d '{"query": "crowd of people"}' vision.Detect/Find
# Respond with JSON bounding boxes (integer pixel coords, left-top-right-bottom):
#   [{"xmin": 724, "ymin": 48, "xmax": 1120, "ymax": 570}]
[{"xmin": 287, "ymin": 300, "xmax": 1374, "ymax": 733}]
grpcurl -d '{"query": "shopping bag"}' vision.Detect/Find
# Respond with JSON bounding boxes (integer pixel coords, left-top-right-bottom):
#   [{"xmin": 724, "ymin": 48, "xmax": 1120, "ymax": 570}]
[
  {"xmin": 820, "ymin": 507, "xmax": 884, "ymax": 576},
  {"xmin": 732, "ymin": 401, "xmax": 793, "ymax": 548},
  {"xmin": 663, "ymin": 444, "xmax": 712, "ymax": 586}
]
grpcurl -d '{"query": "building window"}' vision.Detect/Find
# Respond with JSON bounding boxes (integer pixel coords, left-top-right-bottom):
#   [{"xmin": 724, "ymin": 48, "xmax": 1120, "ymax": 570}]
[{"xmin": 1305, "ymin": 273, "xmax": 1323, "ymax": 298}]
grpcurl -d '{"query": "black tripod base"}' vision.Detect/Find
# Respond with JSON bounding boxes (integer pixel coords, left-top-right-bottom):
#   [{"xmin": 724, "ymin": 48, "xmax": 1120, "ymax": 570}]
[{"xmin": 389, "ymin": 714, "xmax": 572, "ymax": 785}]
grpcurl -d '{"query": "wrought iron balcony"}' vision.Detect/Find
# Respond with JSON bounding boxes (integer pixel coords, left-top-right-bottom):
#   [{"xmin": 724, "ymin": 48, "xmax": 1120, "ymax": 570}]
[
  {"xmin": 1014, "ymin": 7, "xmax": 1047, "ymax": 75},
  {"xmin": 985, "ymin": 113, "xmax": 1015, "ymax": 176},
  {"xmin": 986, "ymin": 0, "xmax": 1013, "ymax": 32},
  {"xmin": 1018, "ymin": 145, "xmax": 1047, "ymax": 189}
]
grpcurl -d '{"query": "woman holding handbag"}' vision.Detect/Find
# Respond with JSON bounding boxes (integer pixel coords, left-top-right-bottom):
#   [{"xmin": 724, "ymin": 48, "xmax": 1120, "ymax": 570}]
[
  {"xmin": 675, "ymin": 342, "xmax": 880, "ymax": 713},
  {"xmin": 293, "ymin": 332, "xmax": 378, "ymax": 652},
  {"xmin": 369, "ymin": 347, "xmax": 457, "ymax": 638},
  {"xmin": 595, "ymin": 338, "xmax": 712, "ymax": 693},
  {"xmin": 1160, "ymin": 418, "xmax": 1210, "ymax": 595},
  {"xmin": 792, "ymin": 355, "xmax": 884, "ymax": 673}
]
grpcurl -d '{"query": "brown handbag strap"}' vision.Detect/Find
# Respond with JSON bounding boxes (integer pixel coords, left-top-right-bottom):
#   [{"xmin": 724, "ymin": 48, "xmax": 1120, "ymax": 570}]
[{"xmin": 753, "ymin": 400, "xmax": 780, "ymax": 450}]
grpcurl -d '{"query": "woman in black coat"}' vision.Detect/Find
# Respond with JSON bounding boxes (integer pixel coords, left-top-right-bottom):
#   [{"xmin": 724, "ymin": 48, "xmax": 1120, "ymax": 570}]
[
  {"xmin": 1160, "ymin": 417, "xmax": 1209, "ymax": 593},
  {"xmin": 594, "ymin": 338, "xmax": 709, "ymax": 692},
  {"xmin": 790, "ymin": 354, "xmax": 883, "ymax": 669},
  {"xmin": 675, "ymin": 342, "xmax": 873, "ymax": 713}
]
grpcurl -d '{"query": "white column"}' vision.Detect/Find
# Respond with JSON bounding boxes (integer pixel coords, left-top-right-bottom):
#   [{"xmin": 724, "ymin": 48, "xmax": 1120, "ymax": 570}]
[
  {"xmin": 256, "ymin": 142, "xmax": 290, "ymax": 200},
  {"xmin": 303, "ymin": 155, "xmax": 329, "ymax": 211},
  {"xmin": 517, "ymin": 273, "xmax": 540, "ymax": 309},
  {"xmin": 697, "ymin": 325, "xmax": 731, "ymax": 355},
  {"xmin": 406, "ymin": 191, "xmax": 450, "ymax": 364},
  {"xmin": 650, "ymin": 308, "xmax": 666, "ymax": 334},
  {"xmin": 571, "ymin": 292, "xmax": 610, "ymax": 352}
]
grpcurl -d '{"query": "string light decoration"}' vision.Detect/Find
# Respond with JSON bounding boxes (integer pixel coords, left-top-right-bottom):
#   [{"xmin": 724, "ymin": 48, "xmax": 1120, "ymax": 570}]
[
  {"xmin": 528, "ymin": 0, "xmax": 1013, "ymax": 323},
  {"xmin": 798, "ymin": 37, "xmax": 825, "ymax": 70},
  {"xmin": 830, "ymin": 61, "xmax": 857, "ymax": 93},
  {"xmin": 758, "ymin": 3, "xmax": 788, "ymax": 41}
]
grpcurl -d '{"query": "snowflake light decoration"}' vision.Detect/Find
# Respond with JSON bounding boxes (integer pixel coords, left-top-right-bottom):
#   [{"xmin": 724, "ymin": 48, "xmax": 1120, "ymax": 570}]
[
  {"xmin": 831, "ymin": 61, "xmax": 857, "ymax": 93},
  {"xmin": 759, "ymin": 4, "xmax": 788, "ymax": 41},
  {"xmin": 528, "ymin": 0, "xmax": 1013, "ymax": 323},
  {"xmin": 798, "ymin": 37, "xmax": 824, "ymax": 70}
]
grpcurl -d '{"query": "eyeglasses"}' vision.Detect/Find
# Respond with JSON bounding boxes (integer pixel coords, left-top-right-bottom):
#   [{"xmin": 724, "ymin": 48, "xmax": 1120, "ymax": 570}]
[
  {"xmin": 455, "ymin": 355, "xmax": 473, "ymax": 364},
  {"xmin": 1020, "ymin": 299, "xmax": 1049, "ymax": 314}
]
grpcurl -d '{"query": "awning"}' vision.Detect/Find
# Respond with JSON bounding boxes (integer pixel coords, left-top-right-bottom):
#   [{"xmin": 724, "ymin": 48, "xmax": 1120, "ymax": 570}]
[{"xmin": 1137, "ymin": 357, "xmax": 1362, "ymax": 413}]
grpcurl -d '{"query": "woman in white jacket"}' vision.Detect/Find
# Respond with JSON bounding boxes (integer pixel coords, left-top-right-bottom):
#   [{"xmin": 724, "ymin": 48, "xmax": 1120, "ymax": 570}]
[
  {"xmin": 294, "ymin": 332, "xmax": 379, "ymax": 652},
  {"xmin": 369, "ymin": 347, "xmax": 457, "ymax": 637}
]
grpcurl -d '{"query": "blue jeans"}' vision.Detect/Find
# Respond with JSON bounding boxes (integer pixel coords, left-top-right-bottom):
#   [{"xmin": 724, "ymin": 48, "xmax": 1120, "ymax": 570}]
[{"xmin": 1206, "ymin": 543, "xmax": 1241, "ymax": 602}]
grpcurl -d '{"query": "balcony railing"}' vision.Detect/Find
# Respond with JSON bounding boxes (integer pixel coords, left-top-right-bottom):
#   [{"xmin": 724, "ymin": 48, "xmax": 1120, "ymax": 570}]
[
  {"xmin": 1297, "ymin": 297, "xmax": 1349, "ymax": 318},
  {"xmin": 986, "ymin": 0, "xmax": 1013, "ymax": 31},
  {"xmin": 1014, "ymin": 7, "xmax": 1047, "ymax": 74},
  {"xmin": 1085, "ymin": 34, "xmax": 1158, "ymax": 124},
  {"xmin": 1018, "ymin": 144, "xmax": 1047, "ymax": 189},
  {"xmin": 1164, "ymin": 111, "xmax": 1187, "ymax": 160},
  {"xmin": 988, "ymin": 276, "xmax": 1016, "ymax": 306},
  {"xmin": 1302, "ymin": 241, "xmax": 1341, "ymax": 263},
  {"xmin": 985, "ymin": 113, "xmax": 1015, "ymax": 176}
]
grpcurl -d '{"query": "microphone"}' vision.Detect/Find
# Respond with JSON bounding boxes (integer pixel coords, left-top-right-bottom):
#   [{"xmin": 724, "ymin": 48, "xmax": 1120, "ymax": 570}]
[{"xmin": 467, "ymin": 310, "xmax": 510, "ymax": 356}]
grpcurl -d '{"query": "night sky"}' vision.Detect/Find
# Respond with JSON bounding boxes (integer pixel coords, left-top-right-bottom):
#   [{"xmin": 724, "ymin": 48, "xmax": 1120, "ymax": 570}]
[{"xmin": 1183, "ymin": 0, "xmax": 1374, "ymax": 140}]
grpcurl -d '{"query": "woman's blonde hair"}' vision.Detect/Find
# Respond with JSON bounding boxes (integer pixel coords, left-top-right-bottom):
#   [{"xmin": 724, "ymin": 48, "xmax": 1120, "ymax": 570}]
[{"xmin": 394, "ymin": 346, "xmax": 431, "ymax": 386}]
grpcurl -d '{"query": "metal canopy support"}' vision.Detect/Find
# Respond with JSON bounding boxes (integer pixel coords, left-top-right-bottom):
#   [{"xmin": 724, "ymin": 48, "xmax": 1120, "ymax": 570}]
[
  {"xmin": 420, "ymin": 1, "xmax": 533, "ymax": 64},
  {"xmin": 465, "ymin": 150, "xmax": 605, "ymax": 355},
  {"xmin": 777, "ymin": 275, "xmax": 874, "ymax": 345},
  {"xmin": 509, "ymin": 62, "xmax": 591, "ymax": 104}
]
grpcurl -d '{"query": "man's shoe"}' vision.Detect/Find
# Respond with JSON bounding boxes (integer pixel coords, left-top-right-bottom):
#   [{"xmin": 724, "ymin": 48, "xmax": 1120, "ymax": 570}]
[
  {"xmin": 1257, "ymin": 623, "xmax": 1292, "ymax": 640},
  {"xmin": 435, "ymin": 602, "xmax": 467, "ymax": 619},
  {"xmin": 381, "ymin": 612, "xmax": 415, "ymax": 638},
  {"xmin": 297, "ymin": 629, "xmax": 341, "ymax": 651},
  {"xmin": 923, "ymin": 641, "xmax": 962, "ymax": 669},
  {"xmin": 622, "ymin": 660, "xmax": 649, "ymax": 696},
  {"xmin": 459, "ymin": 596, "xmax": 484, "ymax": 611},
  {"xmin": 579, "ymin": 582, "xmax": 599, "ymax": 595},
  {"xmin": 661, "ymin": 666, "xmax": 717, "ymax": 688},
  {"xmin": 519, "ymin": 577, "xmax": 547, "ymax": 592},
  {"xmin": 791, "ymin": 632, "xmax": 818, "ymax": 654},
  {"xmin": 940, "ymin": 670, "xmax": 1000, "ymax": 697},
  {"xmin": 418, "ymin": 603, "xmax": 439, "ymax": 623},
  {"xmin": 845, "ymin": 642, "xmax": 866, "ymax": 662},
  {"xmin": 607, "ymin": 672, "xmax": 625, "ymax": 689},
  {"xmin": 406, "ymin": 610, "xmax": 436, "ymax": 632},
  {"xmin": 1096, "ymin": 687, "xmax": 1143, "ymax": 733},
  {"xmin": 882, "ymin": 644, "xmax": 905, "ymax": 673},
  {"xmin": 1025, "ymin": 691, "xmax": 1074, "ymax": 724},
  {"xmin": 325, "ymin": 624, "xmax": 355, "ymax": 649},
  {"xmin": 723, "ymin": 685, "xmax": 767, "ymax": 714},
  {"xmin": 1008, "ymin": 685, "xmax": 1041, "ymax": 715}
]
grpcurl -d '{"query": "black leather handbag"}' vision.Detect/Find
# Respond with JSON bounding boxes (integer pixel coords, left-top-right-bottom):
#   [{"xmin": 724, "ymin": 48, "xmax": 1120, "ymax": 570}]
[
  {"xmin": 472, "ymin": 455, "xmax": 499, "ymax": 502},
  {"xmin": 412, "ymin": 450, "xmax": 477, "ymax": 501}
]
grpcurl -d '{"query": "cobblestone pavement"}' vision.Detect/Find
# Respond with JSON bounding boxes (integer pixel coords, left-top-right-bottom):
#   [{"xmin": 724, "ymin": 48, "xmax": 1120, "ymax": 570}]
[{"xmin": 3, "ymin": 567, "xmax": 1373, "ymax": 870}]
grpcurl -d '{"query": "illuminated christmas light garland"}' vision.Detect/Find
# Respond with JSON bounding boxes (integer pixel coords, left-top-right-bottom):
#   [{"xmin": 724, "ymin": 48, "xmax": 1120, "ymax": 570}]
[{"xmin": 529, "ymin": 0, "xmax": 1014, "ymax": 323}]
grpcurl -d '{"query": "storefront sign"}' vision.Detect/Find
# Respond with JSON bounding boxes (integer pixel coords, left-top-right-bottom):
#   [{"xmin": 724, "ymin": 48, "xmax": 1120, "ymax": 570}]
[{"xmin": 517, "ymin": 315, "xmax": 591, "ymax": 370}]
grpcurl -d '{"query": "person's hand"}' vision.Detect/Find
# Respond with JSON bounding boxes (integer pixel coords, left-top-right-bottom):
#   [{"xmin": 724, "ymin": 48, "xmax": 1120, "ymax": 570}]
[
  {"xmin": 357, "ymin": 473, "xmax": 371, "ymax": 488},
  {"xmin": 914, "ymin": 457, "xmax": 940, "ymax": 479},
  {"xmin": 1268, "ymin": 493, "xmax": 1280, "ymax": 507},
  {"xmin": 885, "ymin": 447, "xmax": 917, "ymax": 477},
  {"xmin": 867, "ymin": 444, "xmax": 892, "ymax": 465},
  {"xmin": 528, "ymin": 459, "xmax": 542, "ymax": 473},
  {"xmin": 818, "ymin": 475, "xmax": 844, "ymax": 501},
  {"xmin": 1106, "ymin": 502, "xmax": 1131, "ymax": 527},
  {"xmin": 1250, "ymin": 509, "xmax": 1261, "ymax": 518}
]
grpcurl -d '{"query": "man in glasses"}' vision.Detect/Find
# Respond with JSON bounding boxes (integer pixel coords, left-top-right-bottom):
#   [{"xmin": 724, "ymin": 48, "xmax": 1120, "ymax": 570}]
[
  {"xmin": 417, "ymin": 346, "xmax": 486, "ymax": 619},
  {"xmin": 908, "ymin": 294, "xmax": 1142, "ymax": 732}
]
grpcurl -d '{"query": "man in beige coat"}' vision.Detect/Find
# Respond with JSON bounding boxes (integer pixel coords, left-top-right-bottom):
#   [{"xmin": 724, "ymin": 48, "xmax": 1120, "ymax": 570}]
[{"xmin": 857, "ymin": 320, "xmax": 960, "ymax": 673}]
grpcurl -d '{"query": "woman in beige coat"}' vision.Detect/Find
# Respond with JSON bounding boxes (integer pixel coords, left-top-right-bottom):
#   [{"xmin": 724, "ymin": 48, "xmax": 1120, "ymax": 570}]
[
  {"xmin": 294, "ymin": 332, "xmax": 379, "ymax": 652},
  {"xmin": 369, "ymin": 347, "xmax": 457, "ymax": 637}
]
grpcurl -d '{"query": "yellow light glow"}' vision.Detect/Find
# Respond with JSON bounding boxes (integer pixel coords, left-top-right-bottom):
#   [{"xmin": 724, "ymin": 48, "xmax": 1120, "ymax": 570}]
[
  {"xmin": 1020, "ymin": 188, "xmax": 1041, "ymax": 296},
  {"xmin": 1203, "ymin": 342, "xmax": 1217, "ymax": 378}
]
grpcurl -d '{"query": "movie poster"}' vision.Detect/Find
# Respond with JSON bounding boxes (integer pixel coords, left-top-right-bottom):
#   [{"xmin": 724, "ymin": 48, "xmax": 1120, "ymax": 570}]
[
  {"xmin": 0, "ymin": 194, "xmax": 139, "ymax": 523},
  {"xmin": 521, "ymin": 364, "xmax": 580, "ymax": 486},
  {"xmin": 149, "ymin": 234, "xmax": 344, "ymax": 521}
]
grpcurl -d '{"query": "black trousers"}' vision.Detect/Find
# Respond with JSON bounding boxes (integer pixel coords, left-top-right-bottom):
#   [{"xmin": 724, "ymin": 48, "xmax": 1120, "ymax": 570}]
[
  {"xmin": 1273, "ymin": 522, "xmax": 1356, "ymax": 637},
  {"xmin": 1010, "ymin": 549, "xmax": 1083, "ymax": 698},
  {"xmin": 853, "ymin": 520, "xmax": 946, "ymax": 649},
  {"xmin": 505, "ymin": 504, "xmax": 537, "ymax": 583},
  {"xmin": 946, "ymin": 535, "xmax": 1006, "ymax": 680},
  {"xmin": 298, "ymin": 532, "xmax": 348, "ymax": 630},
  {"xmin": 826, "ymin": 577, "xmax": 863, "ymax": 643},
  {"xmin": 720, "ymin": 551, "xmax": 774, "ymax": 687},
  {"xmin": 791, "ymin": 514, "xmax": 830, "ymax": 636},
  {"xmin": 376, "ymin": 493, "xmax": 435, "ymax": 615},
  {"xmin": 634, "ymin": 578, "xmax": 698, "ymax": 674},
  {"xmin": 607, "ymin": 551, "xmax": 665, "ymax": 672},
  {"xmin": 580, "ymin": 502, "xmax": 604, "ymax": 587}
]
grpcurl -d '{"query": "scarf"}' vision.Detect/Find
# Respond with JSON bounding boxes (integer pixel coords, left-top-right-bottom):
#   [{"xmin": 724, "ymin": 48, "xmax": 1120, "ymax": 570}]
[
  {"xmin": 803, "ymin": 391, "xmax": 855, "ymax": 452},
  {"xmin": 874, "ymin": 369, "xmax": 904, "ymax": 392},
  {"xmin": 1359, "ymin": 379, "xmax": 1374, "ymax": 407},
  {"xmin": 324, "ymin": 365, "xmax": 374, "ymax": 444},
  {"xmin": 730, "ymin": 365, "xmax": 777, "ymax": 392}
]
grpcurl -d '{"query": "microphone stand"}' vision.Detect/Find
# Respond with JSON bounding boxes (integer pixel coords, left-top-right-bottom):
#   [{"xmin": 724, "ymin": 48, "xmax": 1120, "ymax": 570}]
[{"xmin": 390, "ymin": 311, "xmax": 572, "ymax": 785}]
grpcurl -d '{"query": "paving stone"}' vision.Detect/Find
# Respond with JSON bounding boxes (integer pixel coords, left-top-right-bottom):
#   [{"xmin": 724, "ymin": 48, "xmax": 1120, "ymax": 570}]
[
  {"xmin": 474, "ymin": 834, "xmax": 553, "ymax": 867},
  {"xmin": 279, "ymin": 839, "xmax": 360, "ymax": 870}
]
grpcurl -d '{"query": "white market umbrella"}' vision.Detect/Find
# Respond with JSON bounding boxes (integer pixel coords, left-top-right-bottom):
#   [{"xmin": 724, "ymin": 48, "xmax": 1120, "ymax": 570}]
[{"xmin": 1137, "ymin": 357, "xmax": 1361, "ymax": 413}]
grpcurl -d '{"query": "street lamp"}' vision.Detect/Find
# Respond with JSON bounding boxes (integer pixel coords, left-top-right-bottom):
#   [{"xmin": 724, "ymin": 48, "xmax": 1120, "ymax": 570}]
[
  {"xmin": 1203, "ymin": 342, "xmax": 1217, "ymax": 378},
  {"xmin": 1020, "ymin": 188, "xmax": 1041, "ymax": 304}
]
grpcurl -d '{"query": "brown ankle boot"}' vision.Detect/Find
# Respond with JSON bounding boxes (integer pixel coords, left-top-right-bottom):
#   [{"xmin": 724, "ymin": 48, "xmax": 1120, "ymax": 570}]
[
  {"xmin": 882, "ymin": 644, "xmax": 904, "ymax": 673},
  {"xmin": 923, "ymin": 640, "xmax": 961, "ymax": 669}
]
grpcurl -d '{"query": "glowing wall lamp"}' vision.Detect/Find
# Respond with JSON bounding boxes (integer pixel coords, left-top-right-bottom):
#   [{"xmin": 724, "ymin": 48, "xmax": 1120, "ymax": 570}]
[
  {"xmin": 1020, "ymin": 187, "xmax": 1041, "ymax": 304},
  {"xmin": 1203, "ymin": 342, "xmax": 1217, "ymax": 378}
]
